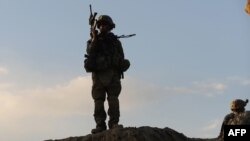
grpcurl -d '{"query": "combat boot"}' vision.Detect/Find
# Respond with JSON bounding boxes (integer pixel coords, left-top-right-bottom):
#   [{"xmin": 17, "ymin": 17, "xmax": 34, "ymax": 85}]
[
  {"xmin": 91, "ymin": 126, "xmax": 107, "ymax": 134},
  {"xmin": 109, "ymin": 123, "xmax": 123, "ymax": 129}
]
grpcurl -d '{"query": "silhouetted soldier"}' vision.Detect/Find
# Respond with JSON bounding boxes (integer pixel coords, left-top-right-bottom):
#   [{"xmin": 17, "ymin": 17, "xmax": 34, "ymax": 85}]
[{"xmin": 84, "ymin": 15, "xmax": 130, "ymax": 134}]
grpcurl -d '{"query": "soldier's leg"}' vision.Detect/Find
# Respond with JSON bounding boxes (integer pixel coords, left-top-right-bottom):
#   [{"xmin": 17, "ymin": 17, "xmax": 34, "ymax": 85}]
[
  {"xmin": 92, "ymin": 82, "xmax": 107, "ymax": 132},
  {"xmin": 106, "ymin": 79, "xmax": 121, "ymax": 129}
]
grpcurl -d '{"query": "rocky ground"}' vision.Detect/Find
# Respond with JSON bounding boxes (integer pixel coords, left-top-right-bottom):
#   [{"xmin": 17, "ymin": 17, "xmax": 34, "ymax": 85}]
[
  {"xmin": 45, "ymin": 111, "xmax": 249, "ymax": 141},
  {"xmin": 45, "ymin": 126, "xmax": 219, "ymax": 141}
]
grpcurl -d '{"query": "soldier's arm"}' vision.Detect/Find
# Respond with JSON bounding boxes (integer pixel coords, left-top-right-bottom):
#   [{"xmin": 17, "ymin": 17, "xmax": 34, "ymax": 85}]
[{"xmin": 116, "ymin": 39, "xmax": 124, "ymax": 58}]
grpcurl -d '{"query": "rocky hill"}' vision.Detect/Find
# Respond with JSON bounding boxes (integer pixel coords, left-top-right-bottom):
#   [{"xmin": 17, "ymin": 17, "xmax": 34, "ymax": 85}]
[
  {"xmin": 45, "ymin": 111, "xmax": 250, "ymax": 141},
  {"xmin": 45, "ymin": 126, "xmax": 219, "ymax": 141}
]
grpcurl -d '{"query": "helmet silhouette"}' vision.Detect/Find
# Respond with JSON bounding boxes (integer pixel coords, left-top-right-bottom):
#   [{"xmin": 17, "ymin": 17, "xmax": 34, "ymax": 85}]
[
  {"xmin": 97, "ymin": 15, "xmax": 115, "ymax": 29},
  {"xmin": 230, "ymin": 99, "xmax": 248, "ymax": 111}
]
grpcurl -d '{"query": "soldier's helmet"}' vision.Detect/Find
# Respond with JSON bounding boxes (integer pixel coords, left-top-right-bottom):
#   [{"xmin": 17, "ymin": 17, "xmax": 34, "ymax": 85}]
[
  {"xmin": 230, "ymin": 99, "xmax": 249, "ymax": 111},
  {"xmin": 96, "ymin": 15, "xmax": 115, "ymax": 29}
]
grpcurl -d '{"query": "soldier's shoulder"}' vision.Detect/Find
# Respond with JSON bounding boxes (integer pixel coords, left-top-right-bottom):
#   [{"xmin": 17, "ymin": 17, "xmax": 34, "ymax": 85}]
[
  {"xmin": 107, "ymin": 32, "xmax": 119, "ymax": 40},
  {"xmin": 109, "ymin": 33, "xmax": 122, "ymax": 44},
  {"xmin": 224, "ymin": 113, "xmax": 234, "ymax": 120}
]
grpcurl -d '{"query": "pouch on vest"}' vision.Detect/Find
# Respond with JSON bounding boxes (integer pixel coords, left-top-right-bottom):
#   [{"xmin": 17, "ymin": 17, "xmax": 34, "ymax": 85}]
[
  {"xmin": 120, "ymin": 59, "xmax": 130, "ymax": 72},
  {"xmin": 84, "ymin": 54, "xmax": 96, "ymax": 72}
]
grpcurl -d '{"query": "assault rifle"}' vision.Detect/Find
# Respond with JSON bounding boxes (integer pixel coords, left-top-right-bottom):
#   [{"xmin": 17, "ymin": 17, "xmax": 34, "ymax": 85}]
[
  {"xmin": 89, "ymin": 4, "xmax": 97, "ymax": 38},
  {"xmin": 117, "ymin": 34, "xmax": 136, "ymax": 39},
  {"xmin": 89, "ymin": 4, "xmax": 136, "ymax": 39}
]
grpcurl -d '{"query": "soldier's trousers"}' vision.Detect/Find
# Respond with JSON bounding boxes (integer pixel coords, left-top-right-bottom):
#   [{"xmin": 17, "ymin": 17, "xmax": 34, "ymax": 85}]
[{"xmin": 92, "ymin": 79, "xmax": 121, "ymax": 129}]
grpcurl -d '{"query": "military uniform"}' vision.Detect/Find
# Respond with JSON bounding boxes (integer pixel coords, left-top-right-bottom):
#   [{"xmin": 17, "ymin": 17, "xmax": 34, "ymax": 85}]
[{"xmin": 85, "ymin": 15, "xmax": 128, "ymax": 134}]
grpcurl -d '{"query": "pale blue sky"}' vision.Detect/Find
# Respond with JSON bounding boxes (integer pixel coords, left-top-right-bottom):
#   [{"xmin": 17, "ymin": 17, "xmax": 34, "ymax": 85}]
[{"xmin": 0, "ymin": 0, "xmax": 250, "ymax": 141}]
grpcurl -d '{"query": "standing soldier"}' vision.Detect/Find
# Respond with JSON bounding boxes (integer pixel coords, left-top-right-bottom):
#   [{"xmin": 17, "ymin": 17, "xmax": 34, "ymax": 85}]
[{"xmin": 84, "ymin": 14, "xmax": 130, "ymax": 134}]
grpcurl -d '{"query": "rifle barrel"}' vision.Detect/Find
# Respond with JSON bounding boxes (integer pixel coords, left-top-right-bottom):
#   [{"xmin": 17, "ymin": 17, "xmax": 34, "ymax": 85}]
[{"xmin": 89, "ymin": 4, "xmax": 93, "ymax": 15}]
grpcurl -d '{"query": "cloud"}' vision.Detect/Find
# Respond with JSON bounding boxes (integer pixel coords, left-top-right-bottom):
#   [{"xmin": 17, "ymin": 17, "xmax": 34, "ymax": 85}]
[
  {"xmin": 162, "ymin": 76, "xmax": 250, "ymax": 98},
  {"xmin": 196, "ymin": 82, "xmax": 226, "ymax": 91},
  {"xmin": 242, "ymin": 80, "xmax": 250, "ymax": 86},
  {"xmin": 163, "ymin": 80, "xmax": 227, "ymax": 97},
  {"xmin": 0, "ymin": 76, "xmax": 93, "ymax": 120},
  {"xmin": 121, "ymin": 76, "xmax": 163, "ymax": 109},
  {"xmin": 226, "ymin": 76, "xmax": 250, "ymax": 87},
  {"xmin": 0, "ymin": 67, "xmax": 8, "ymax": 75},
  {"xmin": 0, "ymin": 82, "xmax": 12, "ymax": 90},
  {"xmin": 0, "ymin": 76, "xmax": 94, "ymax": 141}
]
